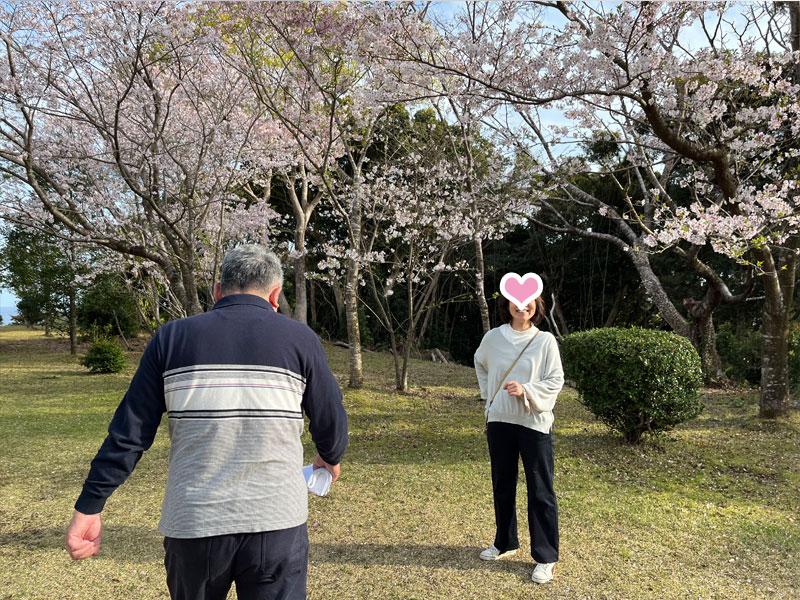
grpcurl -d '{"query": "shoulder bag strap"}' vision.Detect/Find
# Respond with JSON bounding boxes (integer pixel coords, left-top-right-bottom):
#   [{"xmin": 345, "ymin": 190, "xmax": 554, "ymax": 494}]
[{"xmin": 485, "ymin": 329, "xmax": 540, "ymax": 421}]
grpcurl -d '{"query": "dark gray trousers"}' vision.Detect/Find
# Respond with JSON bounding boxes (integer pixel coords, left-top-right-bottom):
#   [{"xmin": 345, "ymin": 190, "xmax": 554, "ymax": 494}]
[{"xmin": 163, "ymin": 523, "xmax": 308, "ymax": 600}]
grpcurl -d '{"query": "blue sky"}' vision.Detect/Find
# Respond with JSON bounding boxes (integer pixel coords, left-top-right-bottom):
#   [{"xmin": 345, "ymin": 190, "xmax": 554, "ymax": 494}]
[{"xmin": 0, "ymin": 287, "xmax": 17, "ymax": 308}]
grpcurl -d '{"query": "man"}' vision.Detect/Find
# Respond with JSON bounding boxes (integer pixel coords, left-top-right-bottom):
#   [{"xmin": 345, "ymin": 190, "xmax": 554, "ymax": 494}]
[{"xmin": 66, "ymin": 245, "xmax": 348, "ymax": 600}]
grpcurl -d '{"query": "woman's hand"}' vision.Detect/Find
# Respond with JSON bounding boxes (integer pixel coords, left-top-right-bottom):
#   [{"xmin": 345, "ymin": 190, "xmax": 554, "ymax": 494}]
[
  {"xmin": 504, "ymin": 381, "xmax": 532, "ymax": 413},
  {"xmin": 503, "ymin": 380, "xmax": 525, "ymax": 398}
]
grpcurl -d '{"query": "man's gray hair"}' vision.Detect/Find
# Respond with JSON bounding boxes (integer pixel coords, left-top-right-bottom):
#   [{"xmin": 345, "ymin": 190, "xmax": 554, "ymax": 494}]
[{"xmin": 219, "ymin": 245, "xmax": 284, "ymax": 295}]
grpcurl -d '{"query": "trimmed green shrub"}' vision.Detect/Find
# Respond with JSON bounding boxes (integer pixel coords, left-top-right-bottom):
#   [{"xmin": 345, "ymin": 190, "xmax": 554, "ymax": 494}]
[
  {"xmin": 81, "ymin": 338, "xmax": 127, "ymax": 374},
  {"xmin": 560, "ymin": 327, "xmax": 704, "ymax": 443}
]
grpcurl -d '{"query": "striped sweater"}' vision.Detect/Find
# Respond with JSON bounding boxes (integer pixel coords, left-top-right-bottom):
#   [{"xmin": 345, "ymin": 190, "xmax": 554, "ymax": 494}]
[{"xmin": 75, "ymin": 294, "xmax": 348, "ymax": 538}]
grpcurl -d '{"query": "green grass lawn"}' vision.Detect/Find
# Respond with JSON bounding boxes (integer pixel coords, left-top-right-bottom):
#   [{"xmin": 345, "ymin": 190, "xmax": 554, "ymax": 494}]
[{"xmin": 0, "ymin": 325, "xmax": 798, "ymax": 599}]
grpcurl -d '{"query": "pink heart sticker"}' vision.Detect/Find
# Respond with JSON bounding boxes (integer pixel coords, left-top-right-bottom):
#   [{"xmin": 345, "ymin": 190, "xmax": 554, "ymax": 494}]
[{"xmin": 500, "ymin": 272, "xmax": 543, "ymax": 310}]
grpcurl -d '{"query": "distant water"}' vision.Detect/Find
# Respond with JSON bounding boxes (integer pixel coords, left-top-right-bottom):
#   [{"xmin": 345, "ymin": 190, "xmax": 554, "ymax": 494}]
[{"xmin": 0, "ymin": 306, "xmax": 16, "ymax": 325}]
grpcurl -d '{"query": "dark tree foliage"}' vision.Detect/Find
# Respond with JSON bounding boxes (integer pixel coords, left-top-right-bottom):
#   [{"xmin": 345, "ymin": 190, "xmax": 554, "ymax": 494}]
[
  {"xmin": 0, "ymin": 227, "xmax": 76, "ymax": 336},
  {"xmin": 78, "ymin": 273, "xmax": 141, "ymax": 339}
]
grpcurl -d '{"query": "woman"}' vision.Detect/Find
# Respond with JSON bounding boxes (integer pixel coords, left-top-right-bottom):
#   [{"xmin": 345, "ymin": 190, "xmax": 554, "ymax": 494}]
[{"xmin": 474, "ymin": 293, "xmax": 564, "ymax": 584}]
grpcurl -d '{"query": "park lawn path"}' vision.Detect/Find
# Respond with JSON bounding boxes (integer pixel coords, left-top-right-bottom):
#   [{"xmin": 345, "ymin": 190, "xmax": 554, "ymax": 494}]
[{"xmin": 0, "ymin": 326, "xmax": 798, "ymax": 599}]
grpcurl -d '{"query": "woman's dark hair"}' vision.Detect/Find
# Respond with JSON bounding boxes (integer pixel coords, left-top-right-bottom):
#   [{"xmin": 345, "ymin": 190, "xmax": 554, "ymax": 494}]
[{"xmin": 497, "ymin": 295, "xmax": 546, "ymax": 326}]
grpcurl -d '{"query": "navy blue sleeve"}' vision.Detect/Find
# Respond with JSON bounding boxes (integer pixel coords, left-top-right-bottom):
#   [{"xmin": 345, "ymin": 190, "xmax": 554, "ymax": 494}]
[
  {"xmin": 74, "ymin": 332, "xmax": 166, "ymax": 514},
  {"xmin": 301, "ymin": 338, "xmax": 348, "ymax": 465}
]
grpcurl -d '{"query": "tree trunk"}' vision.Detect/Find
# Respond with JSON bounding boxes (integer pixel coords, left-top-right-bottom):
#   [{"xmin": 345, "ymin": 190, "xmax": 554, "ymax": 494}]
[
  {"xmin": 549, "ymin": 290, "xmax": 570, "ymax": 336},
  {"xmin": 163, "ymin": 261, "xmax": 191, "ymax": 319},
  {"xmin": 309, "ymin": 279, "xmax": 318, "ymax": 329},
  {"xmin": 293, "ymin": 215, "xmax": 308, "ymax": 325},
  {"xmin": 69, "ymin": 287, "xmax": 77, "ymax": 355},
  {"xmin": 368, "ymin": 270, "xmax": 403, "ymax": 390},
  {"xmin": 750, "ymin": 235, "xmax": 796, "ymax": 418},
  {"xmin": 149, "ymin": 274, "xmax": 161, "ymax": 331},
  {"xmin": 132, "ymin": 274, "xmax": 158, "ymax": 335},
  {"xmin": 398, "ymin": 265, "xmax": 416, "ymax": 393},
  {"xmin": 400, "ymin": 334, "xmax": 412, "ymax": 393},
  {"xmin": 278, "ymin": 289, "xmax": 294, "ymax": 318},
  {"xmin": 293, "ymin": 255, "xmax": 308, "ymax": 325},
  {"xmin": 473, "ymin": 235, "xmax": 491, "ymax": 334},
  {"xmin": 180, "ymin": 244, "xmax": 203, "ymax": 316},
  {"xmin": 183, "ymin": 277, "xmax": 202, "ymax": 315},
  {"xmin": 603, "ymin": 283, "xmax": 627, "ymax": 328},
  {"xmin": 760, "ymin": 287, "xmax": 790, "ymax": 417},
  {"xmin": 328, "ymin": 278, "xmax": 345, "ymax": 335},
  {"xmin": 753, "ymin": 4, "xmax": 800, "ymax": 417},
  {"xmin": 684, "ymin": 291, "xmax": 725, "ymax": 384},
  {"xmin": 629, "ymin": 250, "xmax": 691, "ymax": 338},
  {"xmin": 344, "ymin": 259, "xmax": 363, "ymax": 388},
  {"xmin": 390, "ymin": 331, "xmax": 403, "ymax": 392},
  {"xmin": 790, "ymin": 3, "xmax": 800, "ymax": 84},
  {"xmin": 401, "ymin": 270, "xmax": 414, "ymax": 393},
  {"xmin": 628, "ymin": 247, "xmax": 728, "ymax": 383},
  {"xmin": 345, "ymin": 177, "xmax": 363, "ymax": 388},
  {"xmin": 417, "ymin": 294, "xmax": 437, "ymax": 349}
]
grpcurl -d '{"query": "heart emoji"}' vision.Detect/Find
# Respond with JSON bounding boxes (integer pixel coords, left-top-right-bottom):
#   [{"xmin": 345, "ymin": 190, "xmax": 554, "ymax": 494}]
[{"xmin": 500, "ymin": 272, "xmax": 543, "ymax": 310}]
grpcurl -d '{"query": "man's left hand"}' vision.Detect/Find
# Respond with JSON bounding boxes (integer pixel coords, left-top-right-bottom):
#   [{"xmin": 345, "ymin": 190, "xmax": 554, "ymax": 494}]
[{"xmin": 312, "ymin": 454, "xmax": 340, "ymax": 483}]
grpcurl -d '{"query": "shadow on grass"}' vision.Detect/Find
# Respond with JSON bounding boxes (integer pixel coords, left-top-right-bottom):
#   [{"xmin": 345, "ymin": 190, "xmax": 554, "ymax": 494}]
[
  {"xmin": 554, "ymin": 424, "xmax": 799, "ymax": 512},
  {"xmin": 555, "ymin": 429, "xmax": 622, "ymax": 452},
  {"xmin": 679, "ymin": 412, "xmax": 799, "ymax": 435},
  {"xmin": 0, "ymin": 525, "xmax": 163, "ymax": 563},
  {"xmin": 310, "ymin": 542, "xmax": 532, "ymax": 576}
]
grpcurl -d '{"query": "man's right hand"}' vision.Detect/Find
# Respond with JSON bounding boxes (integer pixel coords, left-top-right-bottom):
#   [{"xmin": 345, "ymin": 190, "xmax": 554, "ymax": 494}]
[{"xmin": 66, "ymin": 510, "xmax": 102, "ymax": 560}]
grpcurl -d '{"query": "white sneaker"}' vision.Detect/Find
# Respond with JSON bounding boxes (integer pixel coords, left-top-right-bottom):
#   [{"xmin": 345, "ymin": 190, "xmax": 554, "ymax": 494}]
[
  {"xmin": 479, "ymin": 545, "xmax": 517, "ymax": 561},
  {"xmin": 531, "ymin": 562, "xmax": 555, "ymax": 584}
]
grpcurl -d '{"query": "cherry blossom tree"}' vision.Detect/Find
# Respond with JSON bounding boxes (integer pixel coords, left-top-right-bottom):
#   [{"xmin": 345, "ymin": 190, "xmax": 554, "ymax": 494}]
[
  {"xmin": 427, "ymin": 92, "xmax": 520, "ymax": 335},
  {"xmin": 217, "ymin": 1, "xmax": 427, "ymax": 387},
  {"xmin": 389, "ymin": 1, "xmax": 799, "ymax": 417},
  {"xmin": 0, "ymin": 1, "xmax": 280, "ymax": 318},
  {"xmin": 358, "ymin": 3, "xmax": 531, "ymax": 334},
  {"xmin": 321, "ymin": 107, "xmax": 476, "ymax": 391}
]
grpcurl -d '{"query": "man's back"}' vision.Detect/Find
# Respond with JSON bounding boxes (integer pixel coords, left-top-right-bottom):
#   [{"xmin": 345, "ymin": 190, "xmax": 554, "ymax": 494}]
[
  {"xmin": 68, "ymin": 244, "xmax": 348, "ymax": 599},
  {"xmin": 75, "ymin": 294, "xmax": 348, "ymax": 537},
  {"xmin": 157, "ymin": 294, "xmax": 345, "ymax": 537}
]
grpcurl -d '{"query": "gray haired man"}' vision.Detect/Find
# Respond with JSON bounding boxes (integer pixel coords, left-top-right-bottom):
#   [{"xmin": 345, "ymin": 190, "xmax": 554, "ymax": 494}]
[{"xmin": 66, "ymin": 244, "xmax": 349, "ymax": 599}]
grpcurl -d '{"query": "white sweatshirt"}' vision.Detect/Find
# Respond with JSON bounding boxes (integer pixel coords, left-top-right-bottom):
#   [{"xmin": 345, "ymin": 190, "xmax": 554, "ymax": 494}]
[{"xmin": 474, "ymin": 324, "xmax": 565, "ymax": 434}]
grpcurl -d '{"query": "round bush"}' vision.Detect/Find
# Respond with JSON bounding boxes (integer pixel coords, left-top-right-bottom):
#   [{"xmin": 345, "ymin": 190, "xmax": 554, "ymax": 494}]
[
  {"xmin": 81, "ymin": 338, "xmax": 127, "ymax": 374},
  {"xmin": 560, "ymin": 327, "xmax": 703, "ymax": 443}
]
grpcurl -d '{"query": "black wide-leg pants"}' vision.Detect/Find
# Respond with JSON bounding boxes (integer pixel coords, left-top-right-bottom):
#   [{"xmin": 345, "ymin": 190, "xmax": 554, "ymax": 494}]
[
  {"xmin": 163, "ymin": 523, "xmax": 308, "ymax": 600},
  {"xmin": 487, "ymin": 421, "xmax": 559, "ymax": 563}
]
